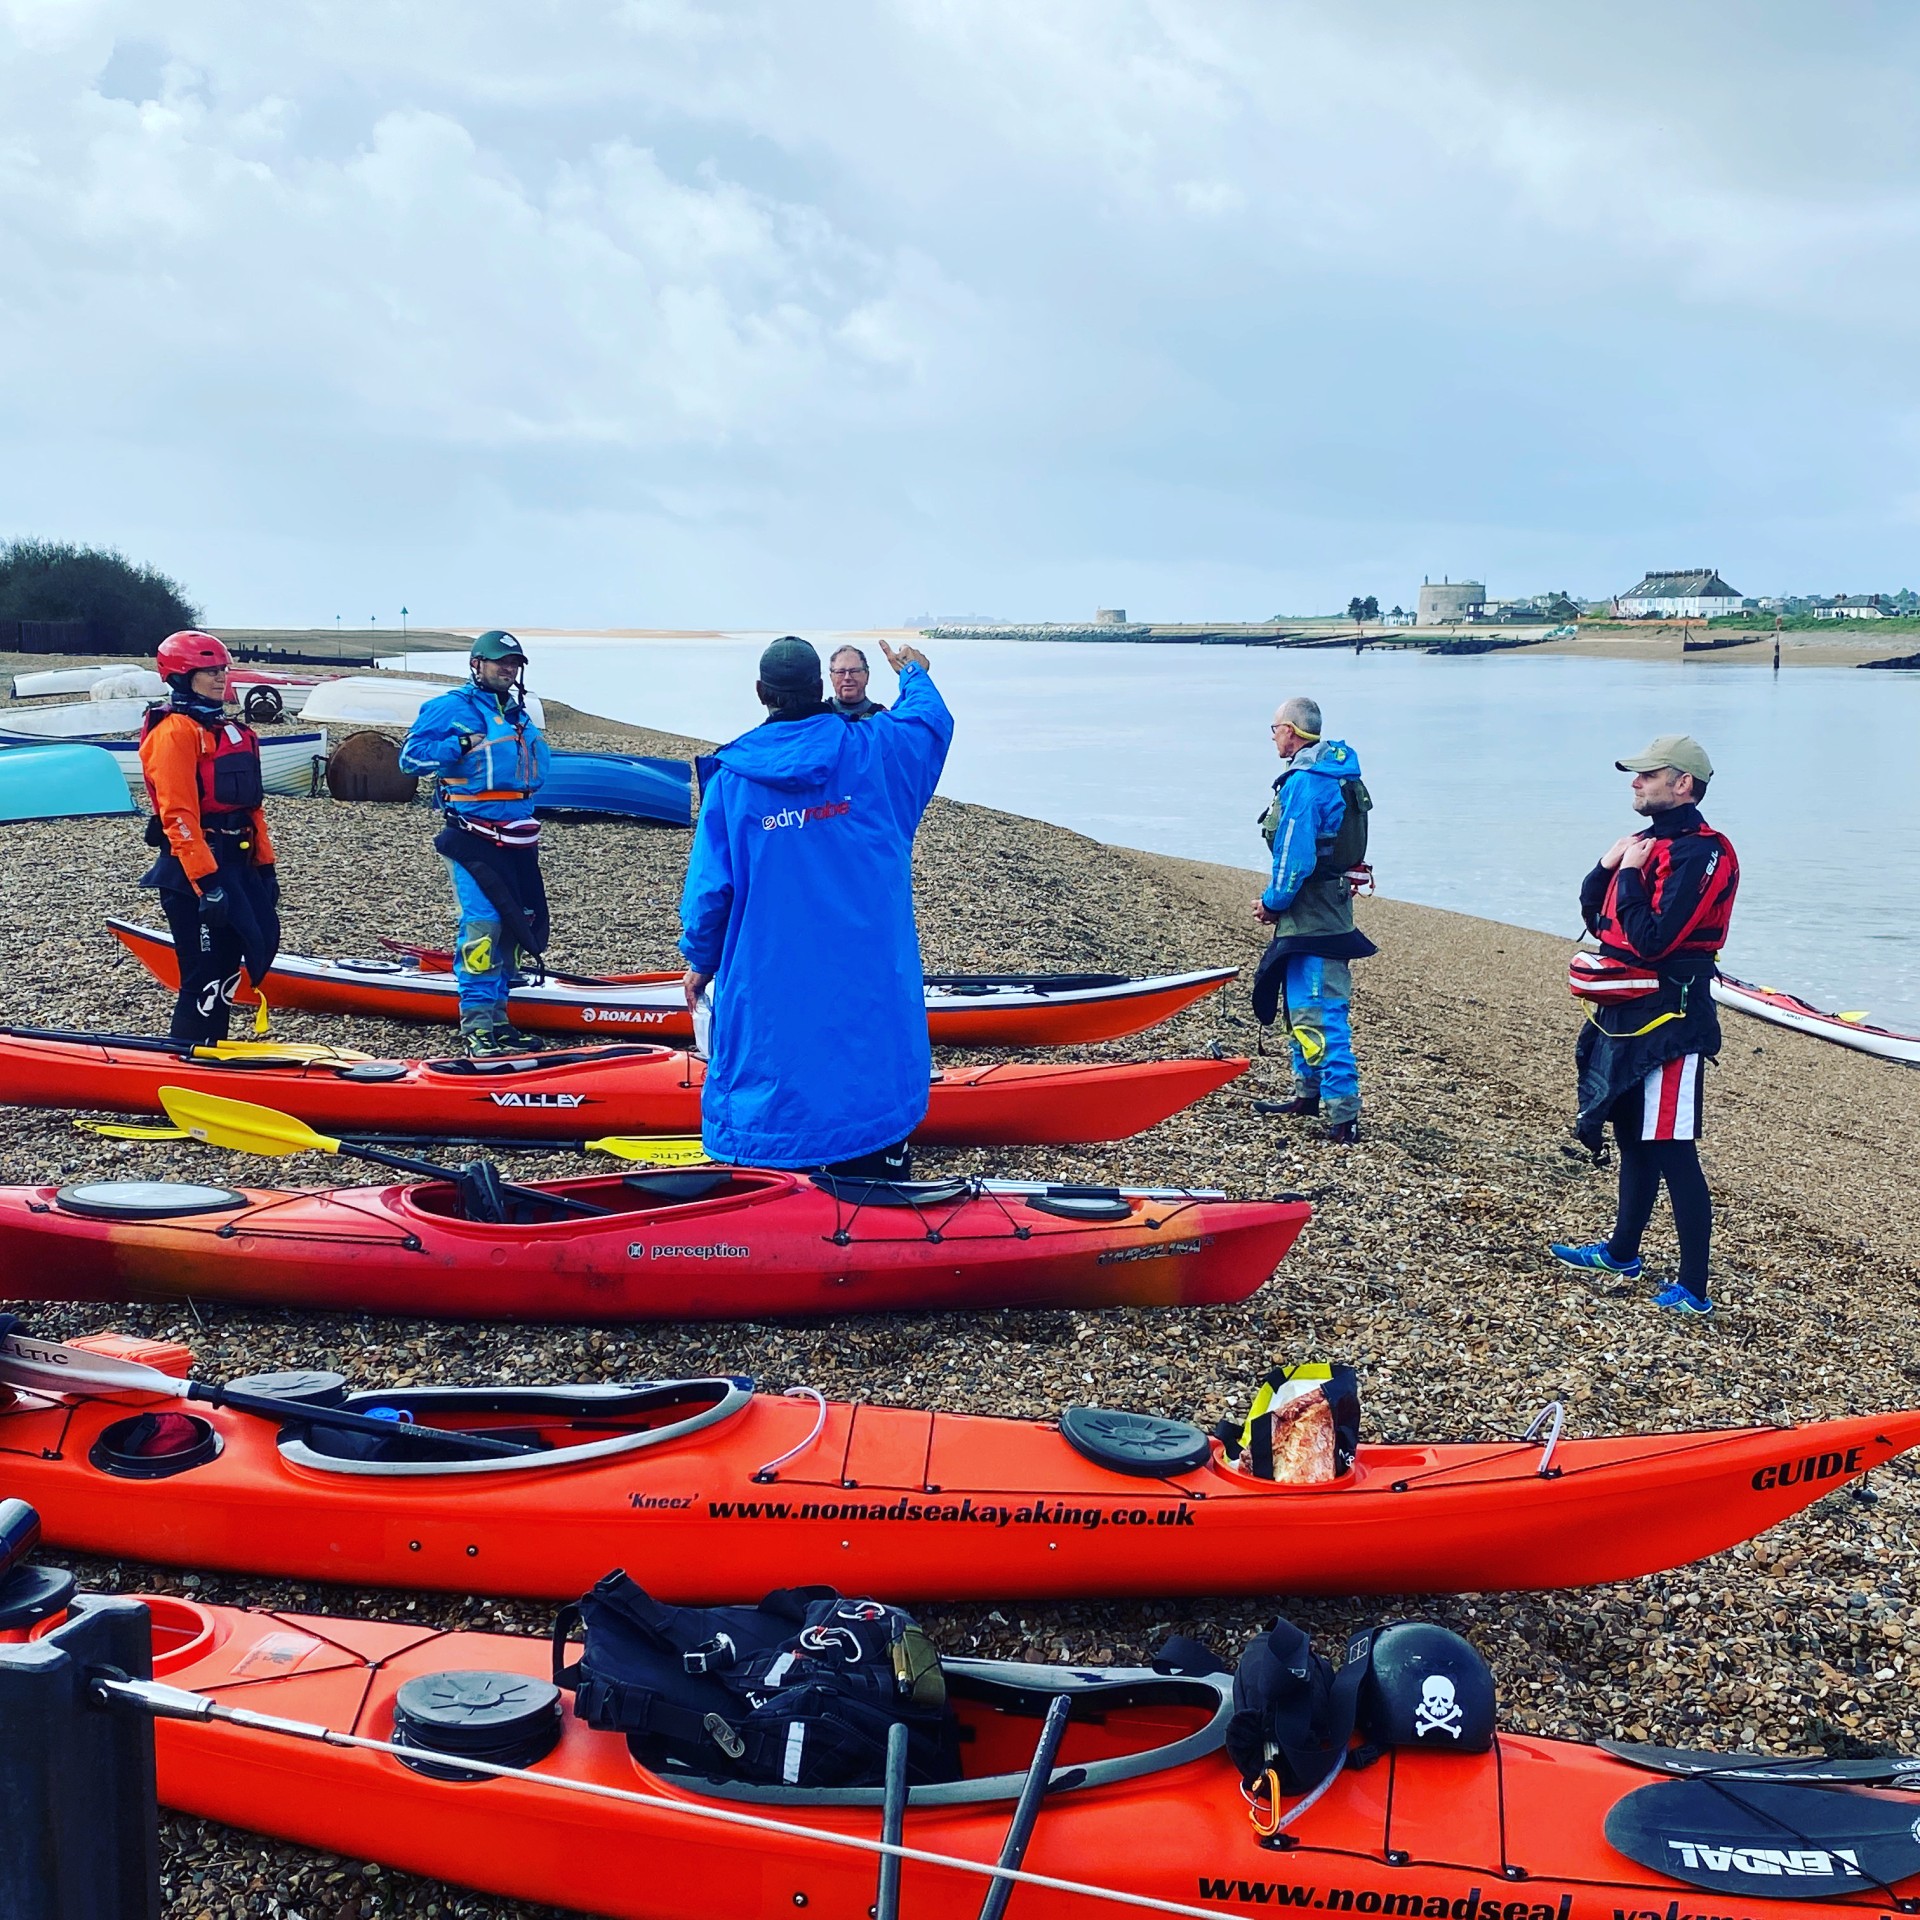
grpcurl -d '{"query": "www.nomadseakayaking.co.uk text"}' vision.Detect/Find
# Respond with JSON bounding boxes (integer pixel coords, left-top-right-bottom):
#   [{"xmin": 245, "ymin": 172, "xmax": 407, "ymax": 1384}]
[
  {"xmin": 687, "ymin": 1495, "xmax": 1195, "ymax": 1529},
  {"xmin": 1194, "ymin": 1882, "xmax": 1803, "ymax": 1920}
]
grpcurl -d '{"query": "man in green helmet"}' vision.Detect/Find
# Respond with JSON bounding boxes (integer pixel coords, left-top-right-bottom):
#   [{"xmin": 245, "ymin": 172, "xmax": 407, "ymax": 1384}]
[{"xmin": 399, "ymin": 632, "xmax": 553, "ymax": 1054}]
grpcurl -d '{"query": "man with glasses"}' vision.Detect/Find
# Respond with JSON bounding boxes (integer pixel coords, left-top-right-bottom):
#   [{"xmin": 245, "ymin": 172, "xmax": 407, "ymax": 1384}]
[
  {"xmin": 1251, "ymin": 695, "xmax": 1375, "ymax": 1143},
  {"xmin": 827, "ymin": 645, "xmax": 886, "ymax": 720}
]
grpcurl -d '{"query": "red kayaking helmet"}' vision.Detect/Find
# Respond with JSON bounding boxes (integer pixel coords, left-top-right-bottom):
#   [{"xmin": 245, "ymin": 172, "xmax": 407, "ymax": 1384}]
[{"xmin": 156, "ymin": 631, "xmax": 232, "ymax": 678}]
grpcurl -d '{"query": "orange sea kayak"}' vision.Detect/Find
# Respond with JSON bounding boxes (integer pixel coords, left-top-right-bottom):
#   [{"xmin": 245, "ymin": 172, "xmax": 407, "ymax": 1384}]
[
  {"xmin": 106, "ymin": 918, "xmax": 1240, "ymax": 1045},
  {"xmin": 116, "ymin": 1593, "xmax": 1920, "ymax": 1920},
  {"xmin": 0, "ymin": 1025, "xmax": 1248, "ymax": 1147},
  {"xmin": 6, "ymin": 1336, "xmax": 1912, "ymax": 1601},
  {"xmin": 0, "ymin": 1169, "xmax": 1307, "ymax": 1320}
]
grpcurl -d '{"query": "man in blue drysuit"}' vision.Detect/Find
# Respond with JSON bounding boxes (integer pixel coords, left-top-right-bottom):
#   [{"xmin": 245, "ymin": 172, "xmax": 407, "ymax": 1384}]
[
  {"xmin": 1250, "ymin": 695, "xmax": 1377, "ymax": 1143},
  {"xmin": 398, "ymin": 631, "xmax": 552, "ymax": 1056},
  {"xmin": 679, "ymin": 635, "xmax": 954, "ymax": 1173}
]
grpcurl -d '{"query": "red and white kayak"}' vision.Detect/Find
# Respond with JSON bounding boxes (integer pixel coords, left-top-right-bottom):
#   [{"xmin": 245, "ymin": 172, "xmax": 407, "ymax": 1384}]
[
  {"xmin": 106, "ymin": 918, "xmax": 1239, "ymax": 1047},
  {"xmin": 0, "ymin": 1026, "xmax": 1248, "ymax": 1147},
  {"xmin": 1713, "ymin": 975, "xmax": 1920, "ymax": 1066},
  {"xmin": 0, "ymin": 1169, "xmax": 1309, "ymax": 1320}
]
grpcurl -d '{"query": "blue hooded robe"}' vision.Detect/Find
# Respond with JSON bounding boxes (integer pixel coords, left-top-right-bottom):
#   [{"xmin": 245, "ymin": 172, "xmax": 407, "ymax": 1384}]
[{"xmin": 678, "ymin": 663, "xmax": 954, "ymax": 1166}]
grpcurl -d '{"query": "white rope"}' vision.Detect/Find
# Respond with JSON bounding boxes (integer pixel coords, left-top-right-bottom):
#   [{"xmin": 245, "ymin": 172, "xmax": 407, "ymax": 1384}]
[
  {"xmin": 100, "ymin": 1678, "xmax": 1249, "ymax": 1920},
  {"xmin": 750, "ymin": 1385, "xmax": 828, "ymax": 1482}
]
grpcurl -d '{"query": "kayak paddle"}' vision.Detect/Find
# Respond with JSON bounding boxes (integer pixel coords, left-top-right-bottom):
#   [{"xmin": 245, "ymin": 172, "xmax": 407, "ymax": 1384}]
[
  {"xmin": 74, "ymin": 1114, "xmax": 709, "ymax": 1165},
  {"xmin": 156, "ymin": 1086, "xmax": 611, "ymax": 1220},
  {"xmin": 0, "ymin": 1323, "xmax": 535, "ymax": 1461}
]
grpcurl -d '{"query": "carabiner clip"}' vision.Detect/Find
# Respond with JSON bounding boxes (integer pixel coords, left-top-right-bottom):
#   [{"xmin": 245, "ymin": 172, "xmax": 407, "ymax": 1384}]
[{"xmin": 1248, "ymin": 1766, "xmax": 1285, "ymax": 1838}]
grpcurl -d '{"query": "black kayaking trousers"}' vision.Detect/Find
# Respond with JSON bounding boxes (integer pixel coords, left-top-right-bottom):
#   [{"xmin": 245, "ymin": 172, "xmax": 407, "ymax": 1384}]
[
  {"xmin": 1605, "ymin": 1082, "xmax": 1712, "ymax": 1301},
  {"xmin": 159, "ymin": 868, "xmax": 281, "ymax": 1046}
]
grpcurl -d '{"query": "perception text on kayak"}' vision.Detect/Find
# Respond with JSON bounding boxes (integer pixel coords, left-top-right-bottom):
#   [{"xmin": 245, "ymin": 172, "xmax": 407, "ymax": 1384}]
[
  {"xmin": 698, "ymin": 1493, "xmax": 1194, "ymax": 1527},
  {"xmin": 761, "ymin": 799, "xmax": 852, "ymax": 831}
]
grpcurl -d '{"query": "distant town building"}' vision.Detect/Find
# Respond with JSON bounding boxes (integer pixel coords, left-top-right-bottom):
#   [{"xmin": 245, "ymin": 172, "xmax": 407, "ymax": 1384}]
[
  {"xmin": 1814, "ymin": 595, "xmax": 1891, "ymax": 620},
  {"xmin": 1615, "ymin": 569, "xmax": 1744, "ymax": 619},
  {"xmin": 1417, "ymin": 577, "xmax": 1486, "ymax": 626},
  {"xmin": 1093, "ymin": 607, "xmax": 1127, "ymax": 626}
]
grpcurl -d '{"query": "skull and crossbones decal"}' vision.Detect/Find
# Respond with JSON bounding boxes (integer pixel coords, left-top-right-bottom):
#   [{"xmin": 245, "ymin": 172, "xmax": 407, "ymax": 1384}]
[{"xmin": 1412, "ymin": 1674, "xmax": 1463, "ymax": 1739}]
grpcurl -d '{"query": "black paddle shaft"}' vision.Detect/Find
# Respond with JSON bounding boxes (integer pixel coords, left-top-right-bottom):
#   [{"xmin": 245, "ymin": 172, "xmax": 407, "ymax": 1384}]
[
  {"xmin": 190, "ymin": 1383, "xmax": 534, "ymax": 1460},
  {"xmin": 978, "ymin": 1694, "xmax": 1078, "ymax": 1920},
  {"xmin": 337, "ymin": 1141, "xmax": 608, "ymax": 1219}
]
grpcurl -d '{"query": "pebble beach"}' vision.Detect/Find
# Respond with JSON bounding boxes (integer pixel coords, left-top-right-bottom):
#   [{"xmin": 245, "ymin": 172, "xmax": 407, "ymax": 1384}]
[{"xmin": 4, "ymin": 678, "xmax": 1919, "ymax": 1920}]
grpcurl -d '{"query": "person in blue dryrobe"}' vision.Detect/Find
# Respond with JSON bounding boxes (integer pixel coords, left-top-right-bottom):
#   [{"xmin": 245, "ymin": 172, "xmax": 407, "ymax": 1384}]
[
  {"xmin": 679, "ymin": 635, "xmax": 953, "ymax": 1171},
  {"xmin": 398, "ymin": 631, "xmax": 552, "ymax": 1055},
  {"xmin": 1250, "ymin": 695, "xmax": 1377, "ymax": 1142}
]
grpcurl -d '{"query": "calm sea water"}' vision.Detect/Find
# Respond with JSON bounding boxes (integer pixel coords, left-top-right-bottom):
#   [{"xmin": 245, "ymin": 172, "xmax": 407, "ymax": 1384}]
[{"xmin": 402, "ymin": 638, "xmax": 1920, "ymax": 1032}]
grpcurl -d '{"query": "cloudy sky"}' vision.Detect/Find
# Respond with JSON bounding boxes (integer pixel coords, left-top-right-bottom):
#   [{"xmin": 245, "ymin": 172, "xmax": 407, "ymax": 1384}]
[{"xmin": 2, "ymin": 2, "xmax": 1917, "ymax": 626}]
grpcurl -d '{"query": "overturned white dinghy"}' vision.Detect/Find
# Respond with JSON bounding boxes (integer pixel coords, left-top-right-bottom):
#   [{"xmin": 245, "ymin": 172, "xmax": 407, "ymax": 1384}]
[
  {"xmin": 96, "ymin": 732, "xmax": 326, "ymax": 803},
  {"xmin": 301, "ymin": 675, "xmax": 544, "ymax": 730},
  {"xmin": 0, "ymin": 698, "xmax": 153, "ymax": 741}
]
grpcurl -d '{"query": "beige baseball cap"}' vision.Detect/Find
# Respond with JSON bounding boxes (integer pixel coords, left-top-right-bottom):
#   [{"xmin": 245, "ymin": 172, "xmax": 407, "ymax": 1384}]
[{"xmin": 1616, "ymin": 734, "xmax": 1713, "ymax": 781}]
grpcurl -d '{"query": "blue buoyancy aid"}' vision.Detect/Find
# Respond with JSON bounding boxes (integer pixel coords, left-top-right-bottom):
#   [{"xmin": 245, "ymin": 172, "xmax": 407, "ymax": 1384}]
[{"xmin": 399, "ymin": 682, "xmax": 551, "ymax": 823}]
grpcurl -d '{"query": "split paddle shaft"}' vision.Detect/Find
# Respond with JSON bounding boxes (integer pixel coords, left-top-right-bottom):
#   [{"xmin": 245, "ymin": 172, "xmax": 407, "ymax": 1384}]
[
  {"xmin": 157, "ymin": 1086, "xmax": 610, "ymax": 1218},
  {"xmin": 0, "ymin": 1328, "xmax": 535, "ymax": 1461},
  {"xmin": 70, "ymin": 1118, "xmax": 712, "ymax": 1165}
]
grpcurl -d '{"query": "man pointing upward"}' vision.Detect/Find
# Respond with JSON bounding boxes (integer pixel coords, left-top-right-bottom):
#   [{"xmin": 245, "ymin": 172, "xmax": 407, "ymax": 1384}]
[{"xmin": 679, "ymin": 635, "xmax": 954, "ymax": 1177}]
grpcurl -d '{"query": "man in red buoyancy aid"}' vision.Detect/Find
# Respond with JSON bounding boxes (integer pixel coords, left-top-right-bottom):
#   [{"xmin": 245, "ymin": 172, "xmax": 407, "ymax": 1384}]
[
  {"xmin": 136, "ymin": 631, "xmax": 282, "ymax": 1044},
  {"xmin": 1551, "ymin": 734, "xmax": 1739, "ymax": 1315}
]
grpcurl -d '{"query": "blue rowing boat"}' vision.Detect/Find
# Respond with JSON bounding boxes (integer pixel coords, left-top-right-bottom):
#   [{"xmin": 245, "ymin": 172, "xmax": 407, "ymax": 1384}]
[
  {"xmin": 536, "ymin": 751, "xmax": 693, "ymax": 825},
  {"xmin": 0, "ymin": 744, "xmax": 136, "ymax": 822}
]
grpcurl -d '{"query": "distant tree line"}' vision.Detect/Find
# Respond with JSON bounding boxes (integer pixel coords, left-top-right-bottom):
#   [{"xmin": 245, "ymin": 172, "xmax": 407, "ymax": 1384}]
[{"xmin": 0, "ymin": 539, "xmax": 200, "ymax": 651}]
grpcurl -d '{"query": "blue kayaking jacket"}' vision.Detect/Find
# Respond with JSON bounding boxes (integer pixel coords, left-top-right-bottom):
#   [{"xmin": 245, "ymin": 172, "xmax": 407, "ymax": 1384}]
[
  {"xmin": 399, "ymin": 682, "xmax": 550, "ymax": 823},
  {"xmin": 1262, "ymin": 738, "xmax": 1365, "ymax": 913},
  {"xmin": 679, "ymin": 664, "xmax": 954, "ymax": 1167}
]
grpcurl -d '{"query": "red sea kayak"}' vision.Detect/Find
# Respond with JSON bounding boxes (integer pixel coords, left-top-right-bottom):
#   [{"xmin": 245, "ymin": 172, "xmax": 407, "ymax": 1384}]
[
  {"xmin": 106, "ymin": 917, "xmax": 1239, "ymax": 1045},
  {"xmin": 118, "ymin": 1594, "xmax": 1920, "ymax": 1920},
  {"xmin": 0, "ymin": 1026, "xmax": 1248, "ymax": 1147},
  {"xmin": 9, "ymin": 1336, "xmax": 1914, "ymax": 1600},
  {"xmin": 0, "ymin": 1169, "xmax": 1308, "ymax": 1320}
]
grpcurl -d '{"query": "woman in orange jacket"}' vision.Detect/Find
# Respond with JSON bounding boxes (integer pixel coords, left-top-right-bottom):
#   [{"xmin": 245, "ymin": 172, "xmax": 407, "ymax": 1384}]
[{"xmin": 136, "ymin": 631, "xmax": 281, "ymax": 1043}]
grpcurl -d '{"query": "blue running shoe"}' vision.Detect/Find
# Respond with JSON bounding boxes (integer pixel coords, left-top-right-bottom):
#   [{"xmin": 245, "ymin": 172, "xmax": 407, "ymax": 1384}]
[
  {"xmin": 1653, "ymin": 1283, "xmax": 1713, "ymax": 1316},
  {"xmin": 1548, "ymin": 1240, "xmax": 1643, "ymax": 1280}
]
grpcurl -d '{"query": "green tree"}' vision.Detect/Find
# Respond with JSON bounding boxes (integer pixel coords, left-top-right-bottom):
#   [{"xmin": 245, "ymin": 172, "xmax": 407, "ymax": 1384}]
[{"xmin": 0, "ymin": 538, "xmax": 201, "ymax": 651}]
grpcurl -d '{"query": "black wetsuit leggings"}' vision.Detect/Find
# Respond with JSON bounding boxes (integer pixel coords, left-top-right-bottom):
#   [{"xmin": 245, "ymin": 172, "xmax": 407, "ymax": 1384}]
[{"xmin": 1605, "ymin": 1086, "xmax": 1712, "ymax": 1301}]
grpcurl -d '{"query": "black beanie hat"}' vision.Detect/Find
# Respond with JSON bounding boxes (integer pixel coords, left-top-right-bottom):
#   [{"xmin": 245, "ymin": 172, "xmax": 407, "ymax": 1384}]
[{"xmin": 758, "ymin": 635, "xmax": 822, "ymax": 694}]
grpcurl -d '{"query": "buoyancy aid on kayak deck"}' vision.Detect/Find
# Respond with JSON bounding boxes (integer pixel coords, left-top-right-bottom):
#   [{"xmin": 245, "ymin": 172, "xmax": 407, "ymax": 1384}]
[{"xmin": 137, "ymin": 705, "xmax": 275, "ymax": 888}]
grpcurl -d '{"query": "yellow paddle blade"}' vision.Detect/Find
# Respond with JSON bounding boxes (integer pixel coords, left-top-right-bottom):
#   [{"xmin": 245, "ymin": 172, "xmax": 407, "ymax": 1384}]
[
  {"xmin": 71, "ymin": 1119, "xmax": 190, "ymax": 1141},
  {"xmin": 583, "ymin": 1135, "xmax": 712, "ymax": 1167},
  {"xmin": 158, "ymin": 1085, "xmax": 343, "ymax": 1158},
  {"xmin": 1838, "ymin": 1011, "xmax": 1869, "ymax": 1024},
  {"xmin": 188, "ymin": 1041, "xmax": 376, "ymax": 1065}
]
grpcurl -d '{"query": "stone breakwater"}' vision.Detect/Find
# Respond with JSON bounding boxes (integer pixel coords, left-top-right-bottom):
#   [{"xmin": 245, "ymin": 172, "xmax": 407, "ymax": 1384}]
[{"xmin": 2, "ymin": 678, "xmax": 1918, "ymax": 1916}]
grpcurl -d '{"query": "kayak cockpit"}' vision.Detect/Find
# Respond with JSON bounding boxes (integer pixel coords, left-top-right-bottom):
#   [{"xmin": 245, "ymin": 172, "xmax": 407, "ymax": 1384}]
[
  {"xmin": 400, "ymin": 1168, "xmax": 785, "ymax": 1227},
  {"xmin": 278, "ymin": 1378, "xmax": 755, "ymax": 1477},
  {"xmin": 666, "ymin": 1659, "xmax": 1231, "ymax": 1807}
]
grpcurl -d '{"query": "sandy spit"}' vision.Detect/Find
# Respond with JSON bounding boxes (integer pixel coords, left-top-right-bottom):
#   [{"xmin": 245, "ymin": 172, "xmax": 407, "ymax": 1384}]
[{"xmin": 2, "ymin": 679, "xmax": 1918, "ymax": 1918}]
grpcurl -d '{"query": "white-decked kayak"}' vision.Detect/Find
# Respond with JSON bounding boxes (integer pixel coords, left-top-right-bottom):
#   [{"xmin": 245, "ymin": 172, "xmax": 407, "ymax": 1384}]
[
  {"xmin": 1713, "ymin": 974, "xmax": 1920, "ymax": 1066},
  {"xmin": 302, "ymin": 675, "xmax": 545, "ymax": 729}
]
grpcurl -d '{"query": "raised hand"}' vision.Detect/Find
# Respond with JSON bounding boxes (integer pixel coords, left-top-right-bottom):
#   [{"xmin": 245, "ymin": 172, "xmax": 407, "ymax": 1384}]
[{"xmin": 879, "ymin": 637, "xmax": 930, "ymax": 675}]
